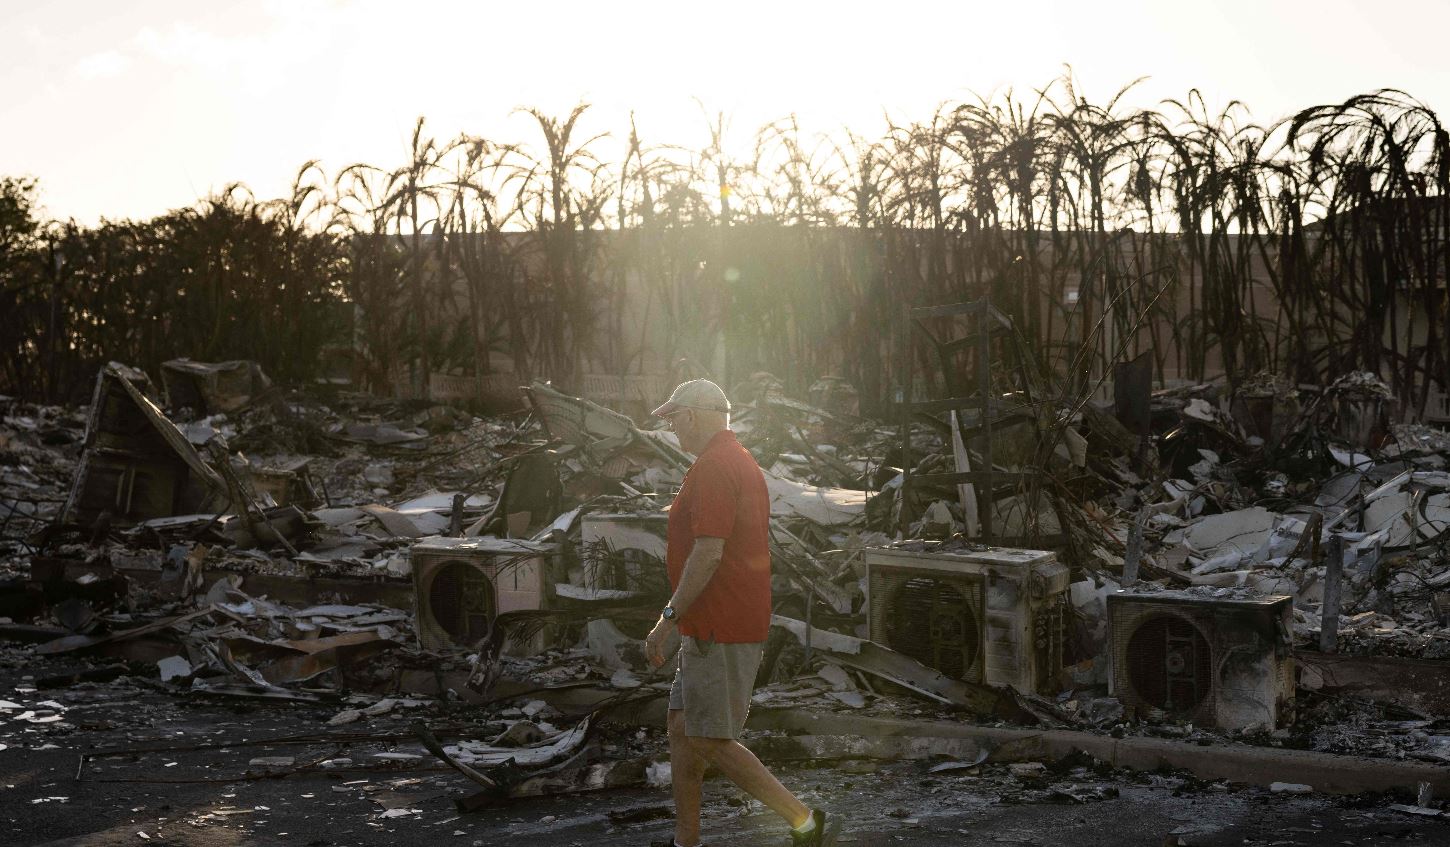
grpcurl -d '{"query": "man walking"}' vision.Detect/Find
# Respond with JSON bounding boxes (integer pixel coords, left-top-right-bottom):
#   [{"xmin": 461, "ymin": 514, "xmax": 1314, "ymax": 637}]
[{"xmin": 644, "ymin": 379, "xmax": 833, "ymax": 847}]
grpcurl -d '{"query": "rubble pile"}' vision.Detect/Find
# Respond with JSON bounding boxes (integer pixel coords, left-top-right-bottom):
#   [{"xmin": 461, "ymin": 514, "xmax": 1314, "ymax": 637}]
[
  {"xmin": 1108, "ymin": 377, "xmax": 1450, "ymax": 662},
  {"xmin": 0, "ymin": 400, "xmax": 86, "ymax": 567},
  {"xmin": 4, "ymin": 357, "xmax": 1450, "ymax": 833}
]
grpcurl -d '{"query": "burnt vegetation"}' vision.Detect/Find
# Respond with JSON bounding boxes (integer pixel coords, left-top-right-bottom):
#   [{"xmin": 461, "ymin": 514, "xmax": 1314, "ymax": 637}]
[{"xmin": 2, "ymin": 75, "xmax": 1447, "ymax": 410}]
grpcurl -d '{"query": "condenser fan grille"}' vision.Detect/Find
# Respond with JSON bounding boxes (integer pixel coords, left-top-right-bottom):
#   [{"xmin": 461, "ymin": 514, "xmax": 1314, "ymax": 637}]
[
  {"xmin": 598, "ymin": 546, "xmax": 666, "ymax": 638},
  {"xmin": 427, "ymin": 560, "xmax": 497, "ymax": 646},
  {"xmin": 592, "ymin": 546, "xmax": 667, "ymax": 594},
  {"xmin": 1125, "ymin": 614, "xmax": 1212, "ymax": 715},
  {"xmin": 882, "ymin": 576, "xmax": 980, "ymax": 679}
]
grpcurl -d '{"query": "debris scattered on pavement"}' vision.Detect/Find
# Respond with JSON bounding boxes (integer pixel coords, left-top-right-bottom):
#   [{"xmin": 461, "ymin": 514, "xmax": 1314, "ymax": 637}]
[{"xmin": 4, "ymin": 357, "xmax": 1450, "ymax": 833}]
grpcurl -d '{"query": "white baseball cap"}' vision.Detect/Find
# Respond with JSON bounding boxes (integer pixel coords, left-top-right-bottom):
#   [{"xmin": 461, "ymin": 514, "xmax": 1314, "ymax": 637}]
[{"xmin": 651, "ymin": 378, "xmax": 732, "ymax": 418}]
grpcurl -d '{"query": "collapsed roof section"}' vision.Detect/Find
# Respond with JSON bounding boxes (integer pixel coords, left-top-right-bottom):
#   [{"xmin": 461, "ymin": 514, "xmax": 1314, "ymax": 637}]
[{"xmin": 61, "ymin": 362, "xmax": 227, "ymax": 527}]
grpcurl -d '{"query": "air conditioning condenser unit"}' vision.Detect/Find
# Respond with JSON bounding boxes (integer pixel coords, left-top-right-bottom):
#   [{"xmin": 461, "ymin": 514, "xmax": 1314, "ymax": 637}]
[
  {"xmin": 410, "ymin": 536, "xmax": 555, "ymax": 655},
  {"xmin": 865, "ymin": 544, "xmax": 1069, "ymax": 694},
  {"xmin": 1108, "ymin": 591, "xmax": 1294, "ymax": 731}
]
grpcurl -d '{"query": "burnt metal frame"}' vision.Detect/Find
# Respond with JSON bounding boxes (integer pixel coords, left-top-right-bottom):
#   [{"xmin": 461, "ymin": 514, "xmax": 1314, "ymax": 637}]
[{"xmin": 897, "ymin": 298, "xmax": 1057, "ymax": 544}]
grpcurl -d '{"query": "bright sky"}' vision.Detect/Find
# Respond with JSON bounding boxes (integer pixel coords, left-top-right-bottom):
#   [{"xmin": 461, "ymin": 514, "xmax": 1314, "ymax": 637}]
[{"xmin": 3, "ymin": 0, "xmax": 1447, "ymax": 224}]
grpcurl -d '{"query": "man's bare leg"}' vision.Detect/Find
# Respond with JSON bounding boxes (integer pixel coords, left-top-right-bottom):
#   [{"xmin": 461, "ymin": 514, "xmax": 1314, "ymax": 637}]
[
  {"xmin": 668, "ymin": 709, "xmax": 709, "ymax": 846},
  {"xmin": 689, "ymin": 736, "xmax": 811, "ymax": 828}
]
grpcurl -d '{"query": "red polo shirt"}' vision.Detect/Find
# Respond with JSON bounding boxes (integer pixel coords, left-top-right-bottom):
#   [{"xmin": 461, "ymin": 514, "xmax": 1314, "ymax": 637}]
[{"xmin": 666, "ymin": 430, "xmax": 772, "ymax": 643}]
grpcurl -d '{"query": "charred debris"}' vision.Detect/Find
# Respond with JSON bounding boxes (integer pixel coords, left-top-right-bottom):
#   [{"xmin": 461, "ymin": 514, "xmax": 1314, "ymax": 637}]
[{"xmin": 3, "ymin": 346, "xmax": 1450, "ymax": 825}]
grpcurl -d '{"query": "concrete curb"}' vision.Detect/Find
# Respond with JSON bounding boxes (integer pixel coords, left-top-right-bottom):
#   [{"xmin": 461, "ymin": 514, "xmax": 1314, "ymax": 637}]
[{"xmin": 747, "ymin": 710, "xmax": 1450, "ymax": 797}]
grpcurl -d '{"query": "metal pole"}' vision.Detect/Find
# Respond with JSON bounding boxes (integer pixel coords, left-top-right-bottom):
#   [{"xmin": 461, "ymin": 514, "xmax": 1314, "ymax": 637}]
[
  {"xmin": 978, "ymin": 301, "xmax": 994, "ymax": 543},
  {"xmin": 449, "ymin": 493, "xmax": 466, "ymax": 537},
  {"xmin": 1320, "ymin": 534, "xmax": 1345, "ymax": 653},
  {"xmin": 1123, "ymin": 508, "xmax": 1146, "ymax": 585},
  {"xmin": 898, "ymin": 303, "xmax": 912, "ymax": 536}
]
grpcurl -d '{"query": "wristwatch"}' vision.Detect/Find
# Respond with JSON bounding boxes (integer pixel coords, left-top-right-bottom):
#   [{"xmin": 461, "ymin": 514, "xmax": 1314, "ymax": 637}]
[{"xmin": 661, "ymin": 606, "xmax": 678, "ymax": 622}]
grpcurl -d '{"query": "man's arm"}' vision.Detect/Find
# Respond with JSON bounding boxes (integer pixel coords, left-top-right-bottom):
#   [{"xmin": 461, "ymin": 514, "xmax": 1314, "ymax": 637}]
[
  {"xmin": 645, "ymin": 536, "xmax": 725, "ymax": 667},
  {"xmin": 666, "ymin": 536, "xmax": 725, "ymax": 618}
]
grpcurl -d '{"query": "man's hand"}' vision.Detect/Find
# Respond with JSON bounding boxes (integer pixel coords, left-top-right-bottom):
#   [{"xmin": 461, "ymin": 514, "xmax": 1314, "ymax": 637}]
[{"xmin": 645, "ymin": 616, "xmax": 679, "ymax": 668}]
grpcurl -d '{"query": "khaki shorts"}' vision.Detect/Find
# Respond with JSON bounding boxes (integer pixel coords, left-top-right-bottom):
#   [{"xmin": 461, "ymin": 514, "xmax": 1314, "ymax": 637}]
[{"xmin": 669, "ymin": 636, "xmax": 765, "ymax": 739}]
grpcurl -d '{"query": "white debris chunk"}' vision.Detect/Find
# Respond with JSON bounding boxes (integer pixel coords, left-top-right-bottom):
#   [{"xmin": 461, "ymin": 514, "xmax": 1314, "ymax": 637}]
[
  {"xmin": 645, "ymin": 761, "xmax": 672, "ymax": 788},
  {"xmin": 157, "ymin": 655, "xmax": 192, "ymax": 682}
]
